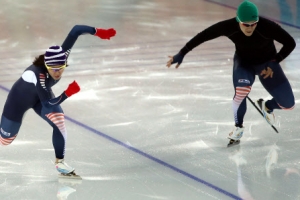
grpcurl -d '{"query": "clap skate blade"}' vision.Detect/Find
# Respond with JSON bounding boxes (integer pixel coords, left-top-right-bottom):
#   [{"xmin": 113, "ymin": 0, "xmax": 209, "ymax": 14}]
[
  {"xmin": 58, "ymin": 171, "xmax": 82, "ymax": 180},
  {"xmin": 227, "ymin": 139, "xmax": 240, "ymax": 147}
]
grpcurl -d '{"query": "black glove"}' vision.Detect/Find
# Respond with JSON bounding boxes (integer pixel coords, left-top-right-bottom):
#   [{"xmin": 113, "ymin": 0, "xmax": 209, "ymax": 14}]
[{"xmin": 171, "ymin": 52, "xmax": 185, "ymax": 65}]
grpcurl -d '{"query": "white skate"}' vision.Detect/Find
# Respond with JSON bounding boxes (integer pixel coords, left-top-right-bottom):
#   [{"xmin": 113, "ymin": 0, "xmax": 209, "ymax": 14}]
[
  {"xmin": 56, "ymin": 159, "xmax": 81, "ymax": 179},
  {"xmin": 257, "ymin": 99, "xmax": 275, "ymax": 125},
  {"xmin": 227, "ymin": 126, "xmax": 244, "ymax": 147},
  {"xmin": 56, "ymin": 159, "xmax": 75, "ymax": 174}
]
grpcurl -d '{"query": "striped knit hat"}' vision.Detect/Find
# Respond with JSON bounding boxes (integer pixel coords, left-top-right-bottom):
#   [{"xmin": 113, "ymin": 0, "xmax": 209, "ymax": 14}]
[{"xmin": 44, "ymin": 45, "xmax": 66, "ymax": 66}]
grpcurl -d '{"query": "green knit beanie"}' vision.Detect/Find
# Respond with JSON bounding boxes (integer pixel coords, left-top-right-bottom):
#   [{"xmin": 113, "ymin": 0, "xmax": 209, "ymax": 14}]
[{"xmin": 236, "ymin": 1, "xmax": 259, "ymax": 22}]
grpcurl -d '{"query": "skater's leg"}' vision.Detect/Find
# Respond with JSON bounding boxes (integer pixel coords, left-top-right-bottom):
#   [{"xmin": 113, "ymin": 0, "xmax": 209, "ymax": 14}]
[
  {"xmin": 227, "ymin": 55, "xmax": 255, "ymax": 144},
  {"xmin": 46, "ymin": 112, "xmax": 67, "ymax": 160},
  {"xmin": 232, "ymin": 54, "xmax": 255, "ymax": 127},
  {"xmin": 33, "ymin": 103, "xmax": 74, "ymax": 174},
  {"xmin": 33, "ymin": 103, "xmax": 67, "ymax": 159},
  {"xmin": 258, "ymin": 61, "xmax": 295, "ymax": 112}
]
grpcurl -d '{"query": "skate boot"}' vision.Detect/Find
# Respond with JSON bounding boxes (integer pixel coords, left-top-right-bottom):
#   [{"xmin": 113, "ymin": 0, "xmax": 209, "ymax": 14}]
[
  {"xmin": 227, "ymin": 126, "xmax": 244, "ymax": 147},
  {"xmin": 56, "ymin": 159, "xmax": 75, "ymax": 175},
  {"xmin": 257, "ymin": 99, "xmax": 275, "ymax": 125}
]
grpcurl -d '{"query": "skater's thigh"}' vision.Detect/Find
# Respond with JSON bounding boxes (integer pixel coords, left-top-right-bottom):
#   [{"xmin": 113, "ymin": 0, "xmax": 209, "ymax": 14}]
[
  {"xmin": 233, "ymin": 55, "xmax": 255, "ymax": 87},
  {"xmin": 259, "ymin": 61, "xmax": 290, "ymax": 90},
  {"xmin": 1, "ymin": 100, "xmax": 24, "ymax": 138},
  {"xmin": 259, "ymin": 62, "xmax": 294, "ymax": 107}
]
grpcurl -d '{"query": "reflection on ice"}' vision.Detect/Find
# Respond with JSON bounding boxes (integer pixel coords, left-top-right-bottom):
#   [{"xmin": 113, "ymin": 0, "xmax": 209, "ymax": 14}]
[
  {"xmin": 265, "ymin": 144, "xmax": 280, "ymax": 178},
  {"xmin": 57, "ymin": 186, "xmax": 76, "ymax": 200}
]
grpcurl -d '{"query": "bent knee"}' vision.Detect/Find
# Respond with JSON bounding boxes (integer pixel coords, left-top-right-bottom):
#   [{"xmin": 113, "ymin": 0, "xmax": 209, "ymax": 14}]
[
  {"xmin": 278, "ymin": 102, "xmax": 295, "ymax": 110},
  {"xmin": 0, "ymin": 128, "xmax": 17, "ymax": 145},
  {"xmin": 0, "ymin": 135, "xmax": 16, "ymax": 145}
]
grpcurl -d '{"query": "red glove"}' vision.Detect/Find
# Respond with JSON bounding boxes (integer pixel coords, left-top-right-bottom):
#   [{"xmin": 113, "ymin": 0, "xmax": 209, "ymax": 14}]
[
  {"xmin": 94, "ymin": 28, "xmax": 116, "ymax": 40},
  {"xmin": 65, "ymin": 81, "xmax": 80, "ymax": 97}
]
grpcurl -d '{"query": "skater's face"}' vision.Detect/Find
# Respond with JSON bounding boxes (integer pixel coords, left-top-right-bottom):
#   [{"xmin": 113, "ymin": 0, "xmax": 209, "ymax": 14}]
[
  {"xmin": 46, "ymin": 64, "xmax": 66, "ymax": 80},
  {"xmin": 239, "ymin": 20, "xmax": 258, "ymax": 36}
]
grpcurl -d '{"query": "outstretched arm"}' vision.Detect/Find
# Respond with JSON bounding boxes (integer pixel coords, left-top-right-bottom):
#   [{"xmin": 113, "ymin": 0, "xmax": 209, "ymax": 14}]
[
  {"xmin": 40, "ymin": 81, "xmax": 81, "ymax": 108},
  {"xmin": 166, "ymin": 20, "xmax": 228, "ymax": 68},
  {"xmin": 61, "ymin": 25, "xmax": 116, "ymax": 57}
]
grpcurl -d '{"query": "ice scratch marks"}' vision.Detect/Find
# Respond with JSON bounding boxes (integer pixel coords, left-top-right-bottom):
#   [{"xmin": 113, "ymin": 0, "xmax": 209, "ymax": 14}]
[{"xmin": 104, "ymin": 121, "xmax": 138, "ymax": 127}]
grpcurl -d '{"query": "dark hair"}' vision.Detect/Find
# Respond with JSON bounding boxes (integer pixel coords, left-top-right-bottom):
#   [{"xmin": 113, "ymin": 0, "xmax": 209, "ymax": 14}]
[{"xmin": 33, "ymin": 54, "xmax": 45, "ymax": 67}]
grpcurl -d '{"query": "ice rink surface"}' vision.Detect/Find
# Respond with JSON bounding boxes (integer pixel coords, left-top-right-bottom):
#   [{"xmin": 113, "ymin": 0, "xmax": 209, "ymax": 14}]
[{"xmin": 1, "ymin": 0, "xmax": 300, "ymax": 199}]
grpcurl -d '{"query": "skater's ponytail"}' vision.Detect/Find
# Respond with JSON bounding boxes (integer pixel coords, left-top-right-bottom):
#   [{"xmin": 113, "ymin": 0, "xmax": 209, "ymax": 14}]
[{"xmin": 33, "ymin": 54, "xmax": 46, "ymax": 67}]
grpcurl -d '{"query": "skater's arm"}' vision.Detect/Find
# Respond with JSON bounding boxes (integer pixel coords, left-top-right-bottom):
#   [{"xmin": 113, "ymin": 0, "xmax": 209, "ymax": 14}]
[
  {"xmin": 38, "ymin": 87, "xmax": 68, "ymax": 109},
  {"xmin": 25, "ymin": 69, "xmax": 79, "ymax": 108},
  {"xmin": 61, "ymin": 25, "xmax": 96, "ymax": 54},
  {"xmin": 40, "ymin": 81, "xmax": 80, "ymax": 108},
  {"xmin": 41, "ymin": 93, "xmax": 68, "ymax": 108},
  {"xmin": 167, "ymin": 19, "xmax": 235, "ymax": 68},
  {"xmin": 180, "ymin": 19, "xmax": 234, "ymax": 55},
  {"xmin": 21, "ymin": 69, "xmax": 69, "ymax": 108},
  {"xmin": 271, "ymin": 24, "xmax": 296, "ymax": 63},
  {"xmin": 61, "ymin": 25, "xmax": 116, "ymax": 58}
]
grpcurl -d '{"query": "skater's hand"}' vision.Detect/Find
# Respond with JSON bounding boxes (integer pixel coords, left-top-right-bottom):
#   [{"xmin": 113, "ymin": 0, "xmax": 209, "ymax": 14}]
[
  {"xmin": 95, "ymin": 28, "xmax": 116, "ymax": 40},
  {"xmin": 65, "ymin": 81, "xmax": 80, "ymax": 97},
  {"xmin": 166, "ymin": 52, "xmax": 184, "ymax": 68},
  {"xmin": 260, "ymin": 67, "xmax": 273, "ymax": 79}
]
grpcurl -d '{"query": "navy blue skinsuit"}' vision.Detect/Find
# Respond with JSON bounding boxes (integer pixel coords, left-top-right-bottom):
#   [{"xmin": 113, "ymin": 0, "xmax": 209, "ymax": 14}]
[
  {"xmin": 179, "ymin": 17, "xmax": 296, "ymax": 127},
  {"xmin": 0, "ymin": 25, "xmax": 96, "ymax": 159}
]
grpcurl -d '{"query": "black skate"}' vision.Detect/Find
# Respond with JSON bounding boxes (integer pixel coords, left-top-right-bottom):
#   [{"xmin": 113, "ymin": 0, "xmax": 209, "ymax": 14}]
[{"xmin": 227, "ymin": 139, "xmax": 240, "ymax": 147}]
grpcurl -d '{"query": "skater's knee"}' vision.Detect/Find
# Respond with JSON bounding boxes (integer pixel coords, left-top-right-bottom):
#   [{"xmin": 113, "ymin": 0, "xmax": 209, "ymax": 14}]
[
  {"xmin": 46, "ymin": 112, "xmax": 67, "ymax": 136},
  {"xmin": 235, "ymin": 86, "xmax": 252, "ymax": 96},
  {"xmin": 46, "ymin": 112, "xmax": 65, "ymax": 126},
  {"xmin": 0, "ymin": 139, "xmax": 12, "ymax": 146},
  {"xmin": 0, "ymin": 125, "xmax": 18, "ymax": 146},
  {"xmin": 0, "ymin": 128, "xmax": 17, "ymax": 145},
  {"xmin": 233, "ymin": 86, "xmax": 251, "ymax": 104},
  {"xmin": 278, "ymin": 102, "xmax": 295, "ymax": 110}
]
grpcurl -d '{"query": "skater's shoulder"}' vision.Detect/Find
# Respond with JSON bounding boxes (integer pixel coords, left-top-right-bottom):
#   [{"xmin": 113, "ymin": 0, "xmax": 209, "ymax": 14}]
[{"xmin": 23, "ymin": 64, "xmax": 47, "ymax": 74}]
